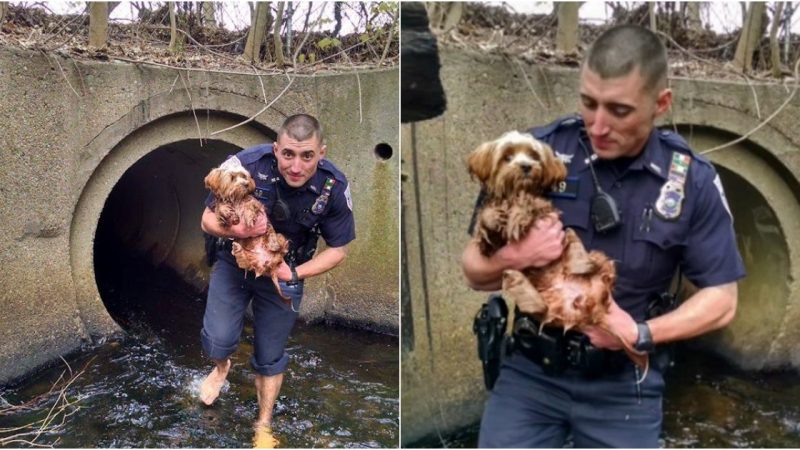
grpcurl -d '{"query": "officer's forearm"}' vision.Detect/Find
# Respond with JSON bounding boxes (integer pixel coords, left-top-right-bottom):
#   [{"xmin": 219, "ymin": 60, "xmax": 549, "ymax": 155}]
[
  {"xmin": 296, "ymin": 246, "xmax": 348, "ymax": 280},
  {"xmin": 647, "ymin": 282, "xmax": 738, "ymax": 345},
  {"xmin": 461, "ymin": 241, "xmax": 504, "ymax": 291},
  {"xmin": 201, "ymin": 207, "xmax": 236, "ymax": 239}
]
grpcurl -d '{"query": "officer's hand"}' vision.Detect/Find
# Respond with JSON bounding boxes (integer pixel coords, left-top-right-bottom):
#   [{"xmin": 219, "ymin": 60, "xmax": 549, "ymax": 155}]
[
  {"xmin": 497, "ymin": 213, "xmax": 565, "ymax": 270},
  {"xmin": 581, "ymin": 299, "xmax": 638, "ymax": 350},
  {"xmin": 275, "ymin": 261, "xmax": 293, "ymax": 282},
  {"xmin": 229, "ymin": 212, "xmax": 268, "ymax": 239}
]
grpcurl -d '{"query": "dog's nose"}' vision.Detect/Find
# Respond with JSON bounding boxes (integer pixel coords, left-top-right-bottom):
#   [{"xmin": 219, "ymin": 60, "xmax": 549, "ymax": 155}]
[{"xmin": 520, "ymin": 163, "xmax": 532, "ymax": 174}]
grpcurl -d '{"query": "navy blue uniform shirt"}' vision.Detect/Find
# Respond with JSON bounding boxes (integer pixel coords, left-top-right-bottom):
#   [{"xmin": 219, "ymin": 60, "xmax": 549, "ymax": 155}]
[
  {"xmin": 206, "ymin": 144, "xmax": 356, "ymax": 263},
  {"xmin": 470, "ymin": 116, "xmax": 746, "ymax": 321}
]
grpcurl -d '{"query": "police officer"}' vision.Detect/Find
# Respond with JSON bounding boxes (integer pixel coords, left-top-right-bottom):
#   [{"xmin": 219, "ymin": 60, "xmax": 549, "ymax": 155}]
[
  {"xmin": 462, "ymin": 25, "xmax": 745, "ymax": 448},
  {"xmin": 198, "ymin": 114, "xmax": 355, "ymax": 444}
]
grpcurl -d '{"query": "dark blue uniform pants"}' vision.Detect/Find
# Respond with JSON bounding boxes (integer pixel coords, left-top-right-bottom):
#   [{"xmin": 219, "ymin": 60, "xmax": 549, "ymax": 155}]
[
  {"xmin": 201, "ymin": 257, "xmax": 304, "ymax": 376},
  {"xmin": 479, "ymin": 352, "xmax": 664, "ymax": 448}
]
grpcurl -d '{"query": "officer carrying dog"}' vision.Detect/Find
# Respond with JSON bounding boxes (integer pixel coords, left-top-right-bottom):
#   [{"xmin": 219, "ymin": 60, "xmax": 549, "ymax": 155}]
[
  {"xmin": 462, "ymin": 25, "xmax": 745, "ymax": 448},
  {"xmin": 199, "ymin": 114, "xmax": 355, "ymax": 446}
]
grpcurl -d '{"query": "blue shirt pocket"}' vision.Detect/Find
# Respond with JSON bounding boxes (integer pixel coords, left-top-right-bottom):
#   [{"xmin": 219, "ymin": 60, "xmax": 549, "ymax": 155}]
[{"xmin": 625, "ymin": 216, "xmax": 688, "ymax": 287}]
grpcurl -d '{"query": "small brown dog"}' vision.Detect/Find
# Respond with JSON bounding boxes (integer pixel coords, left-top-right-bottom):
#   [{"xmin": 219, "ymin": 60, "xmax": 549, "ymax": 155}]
[
  {"xmin": 205, "ymin": 157, "xmax": 290, "ymax": 303},
  {"xmin": 467, "ymin": 131, "xmax": 647, "ymax": 374}
]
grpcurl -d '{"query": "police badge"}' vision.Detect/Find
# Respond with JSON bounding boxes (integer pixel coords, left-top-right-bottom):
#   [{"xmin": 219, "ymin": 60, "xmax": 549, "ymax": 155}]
[
  {"xmin": 311, "ymin": 177, "xmax": 336, "ymax": 215},
  {"xmin": 654, "ymin": 152, "xmax": 691, "ymax": 220}
]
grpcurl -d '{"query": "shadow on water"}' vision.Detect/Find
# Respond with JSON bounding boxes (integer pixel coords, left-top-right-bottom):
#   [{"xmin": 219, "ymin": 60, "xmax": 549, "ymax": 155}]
[
  {"xmin": 0, "ymin": 251, "xmax": 398, "ymax": 448},
  {"xmin": 406, "ymin": 348, "xmax": 800, "ymax": 448}
]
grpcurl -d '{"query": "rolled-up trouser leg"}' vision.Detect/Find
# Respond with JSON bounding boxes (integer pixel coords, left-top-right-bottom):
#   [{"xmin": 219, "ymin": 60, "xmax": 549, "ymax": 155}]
[
  {"xmin": 249, "ymin": 279, "xmax": 304, "ymax": 376},
  {"xmin": 201, "ymin": 259, "xmax": 252, "ymax": 360}
]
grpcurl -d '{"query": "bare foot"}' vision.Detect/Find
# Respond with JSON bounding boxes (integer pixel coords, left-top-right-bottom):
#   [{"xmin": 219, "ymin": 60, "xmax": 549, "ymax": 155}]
[
  {"xmin": 199, "ymin": 359, "xmax": 231, "ymax": 405},
  {"xmin": 253, "ymin": 423, "xmax": 279, "ymax": 448}
]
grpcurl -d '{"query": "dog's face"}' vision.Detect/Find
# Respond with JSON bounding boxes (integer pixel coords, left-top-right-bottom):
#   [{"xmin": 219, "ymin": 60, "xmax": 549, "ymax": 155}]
[
  {"xmin": 467, "ymin": 131, "xmax": 567, "ymax": 198},
  {"xmin": 204, "ymin": 156, "xmax": 256, "ymax": 201}
]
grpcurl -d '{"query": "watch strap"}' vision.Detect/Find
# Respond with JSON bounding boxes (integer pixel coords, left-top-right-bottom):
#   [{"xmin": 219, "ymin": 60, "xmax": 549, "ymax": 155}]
[
  {"xmin": 634, "ymin": 321, "xmax": 655, "ymax": 353},
  {"xmin": 287, "ymin": 266, "xmax": 299, "ymax": 286}
]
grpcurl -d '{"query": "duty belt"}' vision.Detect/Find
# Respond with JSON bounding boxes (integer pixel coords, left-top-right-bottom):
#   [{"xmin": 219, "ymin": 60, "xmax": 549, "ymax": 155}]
[{"xmin": 512, "ymin": 312, "xmax": 630, "ymax": 377}]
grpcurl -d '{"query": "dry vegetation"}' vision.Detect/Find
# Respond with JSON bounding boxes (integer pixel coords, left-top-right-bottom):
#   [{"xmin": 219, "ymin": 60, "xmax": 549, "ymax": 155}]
[
  {"xmin": 0, "ymin": 2, "xmax": 399, "ymax": 75},
  {"xmin": 439, "ymin": 2, "xmax": 800, "ymax": 82}
]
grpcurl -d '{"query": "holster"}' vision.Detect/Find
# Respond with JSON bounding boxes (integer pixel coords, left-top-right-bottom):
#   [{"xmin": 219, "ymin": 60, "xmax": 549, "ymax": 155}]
[
  {"xmin": 204, "ymin": 233, "xmax": 232, "ymax": 267},
  {"xmin": 473, "ymin": 294, "xmax": 510, "ymax": 391}
]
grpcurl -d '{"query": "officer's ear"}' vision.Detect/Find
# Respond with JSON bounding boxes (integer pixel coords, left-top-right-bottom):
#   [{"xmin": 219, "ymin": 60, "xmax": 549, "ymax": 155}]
[
  {"xmin": 654, "ymin": 88, "xmax": 672, "ymax": 118},
  {"xmin": 318, "ymin": 144, "xmax": 327, "ymax": 160},
  {"xmin": 467, "ymin": 141, "xmax": 496, "ymax": 185}
]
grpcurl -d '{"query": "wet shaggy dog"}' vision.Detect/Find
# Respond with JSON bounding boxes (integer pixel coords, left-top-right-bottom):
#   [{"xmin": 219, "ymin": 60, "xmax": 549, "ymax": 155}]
[
  {"xmin": 205, "ymin": 157, "xmax": 290, "ymax": 303},
  {"xmin": 467, "ymin": 131, "xmax": 647, "ymax": 372}
]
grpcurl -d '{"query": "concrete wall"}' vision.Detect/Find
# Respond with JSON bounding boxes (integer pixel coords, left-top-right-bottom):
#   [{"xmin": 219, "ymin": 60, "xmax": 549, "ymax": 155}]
[
  {"xmin": 0, "ymin": 46, "xmax": 399, "ymax": 384},
  {"xmin": 401, "ymin": 46, "xmax": 800, "ymax": 444}
]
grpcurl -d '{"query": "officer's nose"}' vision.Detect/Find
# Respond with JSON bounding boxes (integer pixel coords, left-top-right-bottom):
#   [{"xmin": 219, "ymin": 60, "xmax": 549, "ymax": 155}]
[
  {"xmin": 291, "ymin": 159, "xmax": 303, "ymax": 172},
  {"xmin": 589, "ymin": 109, "xmax": 611, "ymax": 136}
]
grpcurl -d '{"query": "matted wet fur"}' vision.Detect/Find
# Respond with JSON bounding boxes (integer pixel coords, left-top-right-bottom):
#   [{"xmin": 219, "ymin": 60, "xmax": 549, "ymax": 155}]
[
  {"xmin": 205, "ymin": 158, "xmax": 290, "ymax": 303},
  {"xmin": 467, "ymin": 131, "xmax": 648, "ymax": 376}
]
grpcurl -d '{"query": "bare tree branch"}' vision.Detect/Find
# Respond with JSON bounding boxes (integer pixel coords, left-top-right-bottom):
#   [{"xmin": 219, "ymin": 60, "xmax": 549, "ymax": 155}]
[
  {"xmin": 770, "ymin": 2, "xmax": 785, "ymax": 78},
  {"xmin": 734, "ymin": 2, "xmax": 767, "ymax": 73},
  {"xmin": 209, "ymin": 75, "xmax": 296, "ymax": 136},
  {"xmin": 379, "ymin": 5, "xmax": 397, "ymax": 66},
  {"xmin": 168, "ymin": 1, "xmax": 179, "ymax": 54},
  {"xmin": 273, "ymin": 1, "xmax": 285, "ymax": 68},
  {"xmin": 88, "ymin": 2, "xmax": 108, "ymax": 49}
]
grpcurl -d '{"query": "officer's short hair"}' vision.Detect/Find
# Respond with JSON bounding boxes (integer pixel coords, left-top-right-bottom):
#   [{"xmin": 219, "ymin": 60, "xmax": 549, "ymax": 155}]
[
  {"xmin": 583, "ymin": 24, "xmax": 668, "ymax": 94},
  {"xmin": 279, "ymin": 114, "xmax": 324, "ymax": 144}
]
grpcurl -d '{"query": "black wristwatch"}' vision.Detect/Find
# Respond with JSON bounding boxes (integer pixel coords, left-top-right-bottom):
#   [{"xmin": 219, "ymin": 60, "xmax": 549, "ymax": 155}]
[
  {"xmin": 287, "ymin": 266, "xmax": 299, "ymax": 286},
  {"xmin": 634, "ymin": 321, "xmax": 655, "ymax": 353}
]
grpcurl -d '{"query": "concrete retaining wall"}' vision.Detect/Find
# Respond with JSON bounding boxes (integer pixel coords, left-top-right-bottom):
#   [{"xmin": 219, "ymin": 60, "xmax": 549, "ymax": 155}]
[
  {"xmin": 401, "ymin": 46, "xmax": 800, "ymax": 444},
  {"xmin": 0, "ymin": 46, "xmax": 399, "ymax": 384}
]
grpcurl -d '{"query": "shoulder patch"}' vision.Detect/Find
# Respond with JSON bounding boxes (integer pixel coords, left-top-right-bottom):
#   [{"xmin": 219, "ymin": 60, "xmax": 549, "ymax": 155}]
[
  {"xmin": 713, "ymin": 174, "xmax": 733, "ymax": 221},
  {"xmin": 555, "ymin": 151, "xmax": 574, "ymax": 165},
  {"xmin": 344, "ymin": 183, "xmax": 353, "ymax": 211},
  {"xmin": 236, "ymin": 143, "xmax": 274, "ymax": 165}
]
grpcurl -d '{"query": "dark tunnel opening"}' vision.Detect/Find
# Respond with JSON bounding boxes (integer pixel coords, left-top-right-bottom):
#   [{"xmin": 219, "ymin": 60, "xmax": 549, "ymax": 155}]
[{"xmin": 93, "ymin": 139, "xmax": 242, "ymax": 339}]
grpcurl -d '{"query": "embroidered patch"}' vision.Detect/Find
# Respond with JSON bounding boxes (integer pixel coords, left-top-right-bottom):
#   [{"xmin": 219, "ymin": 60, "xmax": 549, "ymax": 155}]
[
  {"xmin": 555, "ymin": 151, "xmax": 574, "ymax": 165},
  {"xmin": 344, "ymin": 184, "xmax": 353, "ymax": 211},
  {"xmin": 713, "ymin": 174, "xmax": 733, "ymax": 220},
  {"xmin": 257, "ymin": 172, "xmax": 269, "ymax": 180}
]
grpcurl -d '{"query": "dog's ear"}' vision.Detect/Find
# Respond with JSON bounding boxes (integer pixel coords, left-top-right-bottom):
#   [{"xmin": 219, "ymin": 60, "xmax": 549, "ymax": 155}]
[
  {"xmin": 205, "ymin": 169, "xmax": 222, "ymax": 193},
  {"xmin": 540, "ymin": 144, "xmax": 567, "ymax": 189},
  {"xmin": 467, "ymin": 141, "xmax": 496, "ymax": 184}
]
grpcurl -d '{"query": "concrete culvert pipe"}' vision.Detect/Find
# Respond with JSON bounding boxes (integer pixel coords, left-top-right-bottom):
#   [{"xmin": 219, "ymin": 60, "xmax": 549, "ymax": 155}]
[
  {"xmin": 680, "ymin": 126, "xmax": 800, "ymax": 370},
  {"xmin": 93, "ymin": 139, "xmax": 241, "ymax": 322},
  {"xmin": 71, "ymin": 113, "xmax": 272, "ymax": 337}
]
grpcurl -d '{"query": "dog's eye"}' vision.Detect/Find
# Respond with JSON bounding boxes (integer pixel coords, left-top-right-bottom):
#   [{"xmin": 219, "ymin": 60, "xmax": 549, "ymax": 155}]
[{"xmin": 503, "ymin": 154, "xmax": 513, "ymax": 162}]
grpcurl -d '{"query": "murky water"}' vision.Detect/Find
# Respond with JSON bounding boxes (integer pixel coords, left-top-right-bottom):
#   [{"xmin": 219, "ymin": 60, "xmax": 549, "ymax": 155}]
[
  {"xmin": 0, "ymin": 259, "xmax": 398, "ymax": 448},
  {"xmin": 407, "ymin": 349, "xmax": 800, "ymax": 448}
]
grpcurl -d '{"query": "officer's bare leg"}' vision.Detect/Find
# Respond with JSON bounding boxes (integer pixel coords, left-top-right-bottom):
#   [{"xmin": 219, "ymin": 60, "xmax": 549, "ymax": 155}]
[
  {"xmin": 253, "ymin": 374, "xmax": 283, "ymax": 447},
  {"xmin": 255, "ymin": 373, "xmax": 284, "ymax": 426},
  {"xmin": 199, "ymin": 358, "xmax": 231, "ymax": 405}
]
